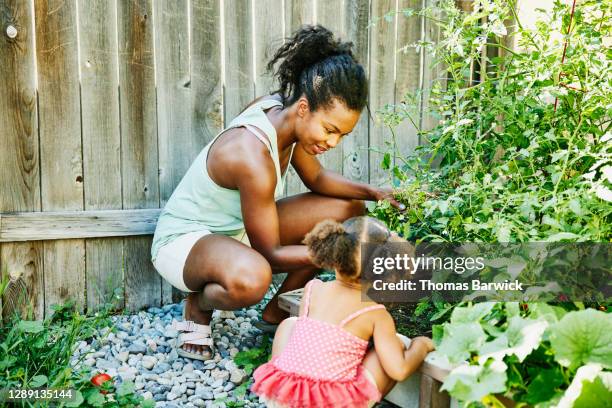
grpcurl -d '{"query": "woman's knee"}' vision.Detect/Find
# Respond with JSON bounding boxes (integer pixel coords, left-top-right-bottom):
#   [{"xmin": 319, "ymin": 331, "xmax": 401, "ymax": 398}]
[{"xmin": 225, "ymin": 257, "xmax": 272, "ymax": 305}]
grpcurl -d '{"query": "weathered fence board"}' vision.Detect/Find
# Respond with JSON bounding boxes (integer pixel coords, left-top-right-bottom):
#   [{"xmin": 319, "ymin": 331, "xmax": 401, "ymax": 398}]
[
  {"xmin": 0, "ymin": 0, "xmax": 43, "ymax": 320},
  {"xmin": 118, "ymin": 0, "xmax": 161, "ymax": 312},
  {"xmin": 35, "ymin": 0, "xmax": 86, "ymax": 318},
  {"xmin": 78, "ymin": 0, "xmax": 124, "ymax": 313},
  {"xmin": 155, "ymin": 0, "xmax": 197, "ymax": 306},
  {"xmin": 342, "ymin": 0, "xmax": 370, "ymax": 184},
  {"xmin": 0, "ymin": 209, "xmax": 161, "ymax": 241},
  {"xmin": 155, "ymin": 0, "xmax": 194, "ymax": 207},
  {"xmin": 315, "ymin": 0, "xmax": 345, "ymax": 177},
  {"xmin": 368, "ymin": 0, "xmax": 397, "ymax": 185},
  {"xmin": 283, "ymin": 0, "xmax": 315, "ymax": 196},
  {"xmin": 253, "ymin": 0, "xmax": 283, "ymax": 97},
  {"xmin": 395, "ymin": 0, "xmax": 422, "ymax": 160},
  {"xmin": 223, "ymin": 0, "xmax": 254, "ymax": 124}
]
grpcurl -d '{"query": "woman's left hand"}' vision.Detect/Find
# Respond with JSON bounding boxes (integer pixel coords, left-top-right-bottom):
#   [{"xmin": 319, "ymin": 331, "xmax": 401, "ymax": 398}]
[{"xmin": 371, "ymin": 187, "xmax": 406, "ymax": 212}]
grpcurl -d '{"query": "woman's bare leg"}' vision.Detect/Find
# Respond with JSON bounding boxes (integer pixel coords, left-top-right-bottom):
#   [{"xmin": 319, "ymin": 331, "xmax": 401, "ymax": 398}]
[{"xmin": 181, "ymin": 235, "xmax": 272, "ymax": 356}]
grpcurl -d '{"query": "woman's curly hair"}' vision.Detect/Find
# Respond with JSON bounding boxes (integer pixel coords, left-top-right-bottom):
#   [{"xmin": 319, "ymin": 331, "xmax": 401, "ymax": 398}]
[
  {"xmin": 266, "ymin": 24, "xmax": 368, "ymax": 112},
  {"xmin": 302, "ymin": 216, "xmax": 392, "ymax": 282}
]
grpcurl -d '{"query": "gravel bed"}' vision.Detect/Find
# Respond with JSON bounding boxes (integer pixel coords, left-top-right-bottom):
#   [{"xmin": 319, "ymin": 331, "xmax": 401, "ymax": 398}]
[{"xmin": 71, "ymin": 302, "xmax": 267, "ymax": 407}]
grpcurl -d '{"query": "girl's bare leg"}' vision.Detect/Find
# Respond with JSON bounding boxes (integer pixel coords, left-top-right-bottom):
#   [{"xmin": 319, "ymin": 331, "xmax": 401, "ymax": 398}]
[{"xmin": 362, "ymin": 348, "xmax": 397, "ymax": 396}]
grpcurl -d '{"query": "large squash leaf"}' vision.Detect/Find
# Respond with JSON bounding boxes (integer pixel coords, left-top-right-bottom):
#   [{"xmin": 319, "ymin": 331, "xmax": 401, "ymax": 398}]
[{"xmin": 550, "ymin": 309, "xmax": 612, "ymax": 369}]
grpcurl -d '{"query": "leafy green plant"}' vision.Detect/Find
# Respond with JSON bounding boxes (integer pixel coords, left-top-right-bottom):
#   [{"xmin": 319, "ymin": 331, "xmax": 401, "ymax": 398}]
[
  {"xmin": 370, "ymin": 0, "xmax": 611, "ymax": 244},
  {"xmin": 0, "ymin": 273, "xmax": 154, "ymax": 408},
  {"xmin": 430, "ymin": 302, "xmax": 611, "ymax": 407},
  {"xmin": 231, "ymin": 335, "xmax": 272, "ymax": 401}
]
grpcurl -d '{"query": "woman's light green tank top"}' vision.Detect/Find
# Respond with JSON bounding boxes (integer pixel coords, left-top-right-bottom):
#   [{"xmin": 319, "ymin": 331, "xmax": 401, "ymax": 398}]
[{"xmin": 151, "ymin": 98, "xmax": 293, "ymax": 262}]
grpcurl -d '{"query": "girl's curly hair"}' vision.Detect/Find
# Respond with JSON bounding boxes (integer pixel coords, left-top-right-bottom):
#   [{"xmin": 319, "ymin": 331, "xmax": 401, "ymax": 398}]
[
  {"xmin": 302, "ymin": 216, "xmax": 391, "ymax": 282},
  {"xmin": 266, "ymin": 24, "xmax": 368, "ymax": 112}
]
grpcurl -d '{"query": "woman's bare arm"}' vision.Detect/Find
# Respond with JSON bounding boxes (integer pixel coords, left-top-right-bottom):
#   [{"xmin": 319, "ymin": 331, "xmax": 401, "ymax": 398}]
[
  {"xmin": 290, "ymin": 144, "xmax": 377, "ymax": 200},
  {"xmin": 233, "ymin": 135, "xmax": 314, "ymax": 270},
  {"xmin": 291, "ymin": 144, "xmax": 406, "ymax": 212}
]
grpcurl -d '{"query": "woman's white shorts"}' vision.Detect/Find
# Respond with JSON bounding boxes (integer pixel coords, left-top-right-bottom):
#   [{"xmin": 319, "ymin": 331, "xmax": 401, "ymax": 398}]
[{"xmin": 153, "ymin": 229, "xmax": 250, "ymax": 292}]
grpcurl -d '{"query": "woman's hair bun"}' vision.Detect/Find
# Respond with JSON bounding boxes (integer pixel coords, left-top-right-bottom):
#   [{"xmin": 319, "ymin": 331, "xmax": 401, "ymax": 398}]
[{"xmin": 267, "ymin": 25, "xmax": 367, "ymax": 111}]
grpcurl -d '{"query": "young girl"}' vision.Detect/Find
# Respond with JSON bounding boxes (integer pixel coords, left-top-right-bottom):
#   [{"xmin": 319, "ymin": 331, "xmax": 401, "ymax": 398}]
[{"xmin": 252, "ymin": 217, "xmax": 435, "ymax": 408}]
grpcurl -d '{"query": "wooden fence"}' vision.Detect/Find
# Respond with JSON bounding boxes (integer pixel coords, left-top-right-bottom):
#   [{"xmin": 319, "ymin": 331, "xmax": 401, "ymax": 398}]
[{"xmin": 0, "ymin": 0, "xmax": 443, "ymax": 320}]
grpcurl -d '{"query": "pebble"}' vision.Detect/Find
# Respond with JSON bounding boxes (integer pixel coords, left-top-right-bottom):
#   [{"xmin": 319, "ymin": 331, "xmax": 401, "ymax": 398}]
[
  {"xmin": 142, "ymin": 356, "xmax": 157, "ymax": 370},
  {"xmin": 117, "ymin": 351, "xmax": 129, "ymax": 362},
  {"xmin": 70, "ymin": 305, "xmax": 268, "ymax": 407},
  {"xmin": 127, "ymin": 343, "xmax": 147, "ymax": 354}
]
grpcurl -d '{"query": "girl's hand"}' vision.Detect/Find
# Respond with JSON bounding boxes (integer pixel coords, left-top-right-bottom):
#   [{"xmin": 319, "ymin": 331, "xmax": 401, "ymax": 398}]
[
  {"xmin": 413, "ymin": 336, "xmax": 435, "ymax": 353},
  {"xmin": 372, "ymin": 187, "xmax": 406, "ymax": 212}
]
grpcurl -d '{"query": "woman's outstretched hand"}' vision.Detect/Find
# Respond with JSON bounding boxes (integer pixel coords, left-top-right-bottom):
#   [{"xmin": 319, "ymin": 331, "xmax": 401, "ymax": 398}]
[{"xmin": 372, "ymin": 187, "xmax": 406, "ymax": 212}]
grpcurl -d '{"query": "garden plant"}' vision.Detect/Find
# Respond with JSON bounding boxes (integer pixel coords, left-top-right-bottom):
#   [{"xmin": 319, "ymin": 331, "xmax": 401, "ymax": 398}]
[{"xmin": 369, "ymin": 0, "xmax": 611, "ymax": 406}]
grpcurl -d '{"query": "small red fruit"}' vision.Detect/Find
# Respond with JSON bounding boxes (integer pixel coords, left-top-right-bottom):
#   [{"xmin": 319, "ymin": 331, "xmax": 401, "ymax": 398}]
[{"xmin": 91, "ymin": 373, "xmax": 112, "ymax": 394}]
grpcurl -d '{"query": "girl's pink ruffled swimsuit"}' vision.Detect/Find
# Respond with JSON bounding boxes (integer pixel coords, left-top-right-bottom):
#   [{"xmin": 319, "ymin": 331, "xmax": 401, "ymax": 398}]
[{"xmin": 252, "ymin": 279, "xmax": 385, "ymax": 408}]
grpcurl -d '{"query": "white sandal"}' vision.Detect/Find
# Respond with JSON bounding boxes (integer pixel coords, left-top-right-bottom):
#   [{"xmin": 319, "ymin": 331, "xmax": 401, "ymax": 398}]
[{"xmin": 172, "ymin": 320, "xmax": 215, "ymax": 361}]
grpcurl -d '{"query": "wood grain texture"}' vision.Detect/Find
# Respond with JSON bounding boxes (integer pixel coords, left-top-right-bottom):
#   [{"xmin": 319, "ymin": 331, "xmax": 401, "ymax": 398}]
[
  {"xmin": 223, "ymin": 0, "xmax": 254, "ymax": 124},
  {"xmin": 0, "ymin": 209, "xmax": 161, "ymax": 241},
  {"xmin": 253, "ymin": 0, "xmax": 284, "ymax": 97},
  {"xmin": 368, "ymin": 0, "xmax": 397, "ymax": 186},
  {"xmin": 315, "ymin": 0, "xmax": 344, "ymax": 176},
  {"xmin": 395, "ymin": 0, "xmax": 422, "ymax": 160},
  {"xmin": 419, "ymin": 374, "xmax": 451, "ymax": 408},
  {"xmin": 420, "ymin": 0, "xmax": 446, "ymax": 137},
  {"xmin": 35, "ymin": 0, "xmax": 86, "ymax": 318},
  {"xmin": 342, "ymin": 0, "xmax": 370, "ymax": 184},
  {"xmin": 77, "ymin": 0, "xmax": 123, "ymax": 313},
  {"xmin": 283, "ymin": 0, "xmax": 315, "ymax": 196},
  {"xmin": 284, "ymin": 0, "xmax": 316, "ymax": 35},
  {"xmin": 154, "ymin": 0, "xmax": 195, "ymax": 206},
  {"xmin": 118, "ymin": 0, "xmax": 163, "ymax": 311},
  {"xmin": 191, "ymin": 0, "xmax": 223, "ymax": 145},
  {"xmin": 0, "ymin": 0, "xmax": 44, "ymax": 320}
]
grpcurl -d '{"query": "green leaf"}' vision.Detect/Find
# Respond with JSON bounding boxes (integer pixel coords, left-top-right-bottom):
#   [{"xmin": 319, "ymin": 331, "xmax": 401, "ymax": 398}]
[
  {"xmin": 381, "ymin": 152, "xmax": 391, "ymax": 170},
  {"xmin": 550, "ymin": 309, "xmax": 612, "ymax": 369},
  {"xmin": 441, "ymin": 360, "xmax": 508, "ymax": 403},
  {"xmin": 568, "ymin": 199, "xmax": 585, "ymax": 216},
  {"xmin": 573, "ymin": 372, "xmax": 612, "ymax": 408},
  {"xmin": 480, "ymin": 317, "xmax": 548, "ymax": 363},
  {"xmin": 556, "ymin": 363, "xmax": 612, "ymax": 408},
  {"xmin": 117, "ymin": 381, "xmax": 135, "ymax": 397},
  {"xmin": 450, "ymin": 303, "xmax": 495, "ymax": 324},
  {"xmin": 18, "ymin": 320, "xmax": 44, "ymax": 334},
  {"xmin": 496, "ymin": 225, "xmax": 511, "ymax": 242},
  {"xmin": 432, "ymin": 324, "xmax": 444, "ymax": 346},
  {"xmin": 29, "ymin": 375, "xmax": 48, "ymax": 388},
  {"xmin": 65, "ymin": 390, "xmax": 84, "ymax": 407},
  {"xmin": 545, "ymin": 232, "xmax": 581, "ymax": 242},
  {"xmin": 436, "ymin": 322, "xmax": 486, "ymax": 364},
  {"xmin": 528, "ymin": 303, "xmax": 567, "ymax": 325},
  {"xmin": 141, "ymin": 399, "xmax": 156, "ymax": 408},
  {"xmin": 524, "ymin": 367, "xmax": 565, "ymax": 404},
  {"xmin": 86, "ymin": 389, "xmax": 106, "ymax": 407}
]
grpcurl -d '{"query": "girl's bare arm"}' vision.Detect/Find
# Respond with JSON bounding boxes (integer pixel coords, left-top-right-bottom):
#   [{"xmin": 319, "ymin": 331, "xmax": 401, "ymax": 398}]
[{"xmin": 372, "ymin": 311, "xmax": 434, "ymax": 381}]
